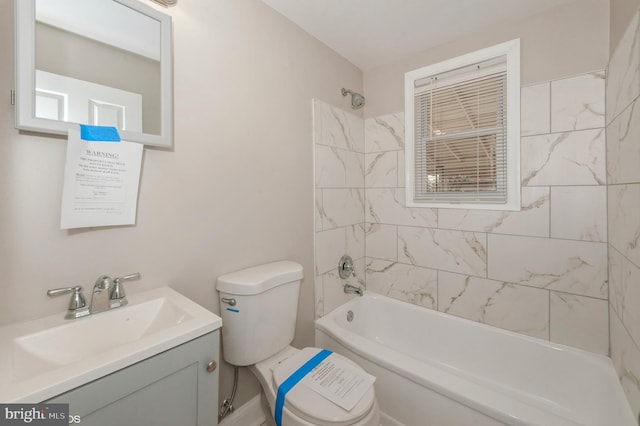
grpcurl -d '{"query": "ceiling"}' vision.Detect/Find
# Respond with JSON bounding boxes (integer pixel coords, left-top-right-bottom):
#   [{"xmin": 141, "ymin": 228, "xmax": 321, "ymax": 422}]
[{"xmin": 261, "ymin": 0, "xmax": 579, "ymax": 71}]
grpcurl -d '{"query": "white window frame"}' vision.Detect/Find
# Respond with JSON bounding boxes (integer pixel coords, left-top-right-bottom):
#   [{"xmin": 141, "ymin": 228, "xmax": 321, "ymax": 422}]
[{"xmin": 404, "ymin": 39, "xmax": 521, "ymax": 211}]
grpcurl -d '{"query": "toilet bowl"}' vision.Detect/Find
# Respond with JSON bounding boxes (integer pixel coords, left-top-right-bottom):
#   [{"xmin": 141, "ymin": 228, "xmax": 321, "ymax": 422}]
[
  {"xmin": 216, "ymin": 261, "xmax": 380, "ymax": 426},
  {"xmin": 251, "ymin": 346, "xmax": 379, "ymax": 426}
]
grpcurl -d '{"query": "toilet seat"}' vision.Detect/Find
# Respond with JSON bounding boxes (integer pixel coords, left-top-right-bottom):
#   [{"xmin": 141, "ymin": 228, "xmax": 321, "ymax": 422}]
[{"xmin": 271, "ymin": 347, "xmax": 376, "ymax": 426}]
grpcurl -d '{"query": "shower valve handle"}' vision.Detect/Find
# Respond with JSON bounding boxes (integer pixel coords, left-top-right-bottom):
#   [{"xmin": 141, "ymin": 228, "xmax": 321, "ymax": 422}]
[{"xmin": 338, "ymin": 254, "xmax": 355, "ymax": 279}]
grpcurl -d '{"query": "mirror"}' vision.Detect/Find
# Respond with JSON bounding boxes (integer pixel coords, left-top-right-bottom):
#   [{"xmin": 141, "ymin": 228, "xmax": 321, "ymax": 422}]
[{"xmin": 15, "ymin": 0, "xmax": 173, "ymax": 148}]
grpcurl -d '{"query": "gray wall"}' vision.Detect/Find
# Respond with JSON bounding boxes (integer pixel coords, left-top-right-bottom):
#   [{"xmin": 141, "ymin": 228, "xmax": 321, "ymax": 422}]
[
  {"xmin": 1, "ymin": 0, "xmax": 362, "ymax": 410},
  {"xmin": 610, "ymin": 0, "xmax": 640, "ymax": 50}
]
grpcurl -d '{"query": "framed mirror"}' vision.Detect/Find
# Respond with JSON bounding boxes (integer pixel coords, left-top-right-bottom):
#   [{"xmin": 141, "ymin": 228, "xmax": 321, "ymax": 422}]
[{"xmin": 15, "ymin": 0, "xmax": 173, "ymax": 148}]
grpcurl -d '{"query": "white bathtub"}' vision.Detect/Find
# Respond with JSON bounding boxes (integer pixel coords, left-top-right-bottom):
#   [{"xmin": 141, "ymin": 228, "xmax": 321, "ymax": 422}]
[{"xmin": 315, "ymin": 293, "xmax": 635, "ymax": 426}]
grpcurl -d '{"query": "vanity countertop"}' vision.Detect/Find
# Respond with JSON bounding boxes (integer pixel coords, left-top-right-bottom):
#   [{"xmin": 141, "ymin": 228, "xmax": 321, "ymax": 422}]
[{"xmin": 0, "ymin": 286, "xmax": 222, "ymax": 402}]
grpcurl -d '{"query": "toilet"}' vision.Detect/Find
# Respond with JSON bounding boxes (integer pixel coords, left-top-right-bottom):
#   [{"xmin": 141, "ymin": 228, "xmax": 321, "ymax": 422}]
[{"xmin": 216, "ymin": 260, "xmax": 380, "ymax": 426}]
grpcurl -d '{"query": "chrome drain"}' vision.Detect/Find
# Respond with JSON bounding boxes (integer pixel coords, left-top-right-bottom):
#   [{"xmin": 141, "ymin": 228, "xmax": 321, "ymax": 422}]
[{"xmin": 347, "ymin": 310, "xmax": 354, "ymax": 322}]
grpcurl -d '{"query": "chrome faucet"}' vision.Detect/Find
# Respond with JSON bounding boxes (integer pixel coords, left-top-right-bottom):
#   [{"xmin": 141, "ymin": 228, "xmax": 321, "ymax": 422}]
[
  {"xmin": 47, "ymin": 272, "xmax": 141, "ymax": 319},
  {"xmin": 91, "ymin": 273, "xmax": 141, "ymax": 314},
  {"xmin": 91, "ymin": 275, "xmax": 115, "ymax": 314},
  {"xmin": 343, "ymin": 283, "xmax": 363, "ymax": 296}
]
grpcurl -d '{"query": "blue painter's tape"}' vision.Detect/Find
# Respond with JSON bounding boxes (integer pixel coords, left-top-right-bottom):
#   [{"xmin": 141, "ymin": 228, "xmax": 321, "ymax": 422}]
[
  {"xmin": 226, "ymin": 308, "xmax": 239, "ymax": 313},
  {"xmin": 274, "ymin": 349, "xmax": 332, "ymax": 426},
  {"xmin": 80, "ymin": 124, "xmax": 120, "ymax": 142}
]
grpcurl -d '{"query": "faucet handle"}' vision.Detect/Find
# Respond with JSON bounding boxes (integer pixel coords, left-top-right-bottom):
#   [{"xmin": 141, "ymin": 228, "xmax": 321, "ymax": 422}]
[
  {"xmin": 47, "ymin": 285, "xmax": 86, "ymax": 308},
  {"xmin": 110, "ymin": 272, "xmax": 141, "ymax": 303},
  {"xmin": 338, "ymin": 255, "xmax": 356, "ymax": 279},
  {"xmin": 116, "ymin": 273, "xmax": 141, "ymax": 283},
  {"xmin": 47, "ymin": 286, "xmax": 89, "ymax": 319},
  {"xmin": 47, "ymin": 285, "xmax": 80, "ymax": 297}
]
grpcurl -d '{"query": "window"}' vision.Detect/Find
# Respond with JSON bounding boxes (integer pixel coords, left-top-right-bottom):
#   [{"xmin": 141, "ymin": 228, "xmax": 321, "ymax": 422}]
[{"xmin": 405, "ymin": 39, "xmax": 520, "ymax": 210}]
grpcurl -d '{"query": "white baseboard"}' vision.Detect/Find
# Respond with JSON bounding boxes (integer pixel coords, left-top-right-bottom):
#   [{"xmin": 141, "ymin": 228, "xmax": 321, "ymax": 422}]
[{"xmin": 218, "ymin": 394, "xmax": 266, "ymax": 426}]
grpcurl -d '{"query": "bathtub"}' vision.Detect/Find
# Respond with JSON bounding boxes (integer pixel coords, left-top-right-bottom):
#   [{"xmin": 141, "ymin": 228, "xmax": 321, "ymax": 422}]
[{"xmin": 315, "ymin": 293, "xmax": 635, "ymax": 426}]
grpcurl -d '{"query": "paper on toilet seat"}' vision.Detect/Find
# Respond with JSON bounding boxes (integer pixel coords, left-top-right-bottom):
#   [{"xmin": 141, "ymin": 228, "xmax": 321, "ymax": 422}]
[{"xmin": 300, "ymin": 354, "xmax": 375, "ymax": 411}]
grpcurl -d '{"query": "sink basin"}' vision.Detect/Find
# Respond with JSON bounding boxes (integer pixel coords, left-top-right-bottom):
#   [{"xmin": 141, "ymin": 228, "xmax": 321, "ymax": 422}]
[
  {"xmin": 0, "ymin": 287, "xmax": 222, "ymax": 402},
  {"xmin": 13, "ymin": 297, "xmax": 192, "ymax": 380}
]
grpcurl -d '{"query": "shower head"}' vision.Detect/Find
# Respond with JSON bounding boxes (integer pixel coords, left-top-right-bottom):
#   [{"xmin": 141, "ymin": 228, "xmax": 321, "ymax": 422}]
[{"xmin": 341, "ymin": 88, "xmax": 365, "ymax": 109}]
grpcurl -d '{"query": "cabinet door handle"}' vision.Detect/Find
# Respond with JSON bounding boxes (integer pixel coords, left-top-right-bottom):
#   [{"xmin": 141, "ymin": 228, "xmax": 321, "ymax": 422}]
[{"xmin": 207, "ymin": 360, "xmax": 217, "ymax": 373}]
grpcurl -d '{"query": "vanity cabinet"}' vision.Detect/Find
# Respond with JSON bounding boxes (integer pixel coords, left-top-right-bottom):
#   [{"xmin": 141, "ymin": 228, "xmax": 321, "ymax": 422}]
[{"xmin": 45, "ymin": 331, "xmax": 219, "ymax": 426}]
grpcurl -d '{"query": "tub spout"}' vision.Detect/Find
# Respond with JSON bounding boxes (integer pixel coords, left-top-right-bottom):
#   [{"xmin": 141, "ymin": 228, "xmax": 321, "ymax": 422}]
[{"xmin": 344, "ymin": 283, "xmax": 363, "ymax": 296}]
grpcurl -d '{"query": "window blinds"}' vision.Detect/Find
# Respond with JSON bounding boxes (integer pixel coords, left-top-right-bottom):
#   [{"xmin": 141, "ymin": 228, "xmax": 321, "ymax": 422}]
[{"xmin": 413, "ymin": 57, "xmax": 508, "ymax": 204}]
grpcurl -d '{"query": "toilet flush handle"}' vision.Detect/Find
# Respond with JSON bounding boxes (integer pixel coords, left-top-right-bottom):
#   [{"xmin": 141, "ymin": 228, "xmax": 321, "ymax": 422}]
[{"xmin": 221, "ymin": 297, "xmax": 236, "ymax": 307}]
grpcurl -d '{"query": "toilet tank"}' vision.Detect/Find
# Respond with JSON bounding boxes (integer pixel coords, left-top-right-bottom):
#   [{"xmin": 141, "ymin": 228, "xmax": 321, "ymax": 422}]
[{"xmin": 216, "ymin": 261, "xmax": 303, "ymax": 366}]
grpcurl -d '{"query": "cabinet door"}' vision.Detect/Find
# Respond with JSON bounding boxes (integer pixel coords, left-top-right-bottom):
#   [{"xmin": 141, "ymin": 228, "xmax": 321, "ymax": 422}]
[{"xmin": 46, "ymin": 331, "xmax": 219, "ymax": 426}]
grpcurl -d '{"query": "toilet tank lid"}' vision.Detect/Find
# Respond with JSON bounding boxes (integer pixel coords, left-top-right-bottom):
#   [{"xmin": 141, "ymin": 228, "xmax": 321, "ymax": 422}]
[{"xmin": 216, "ymin": 261, "xmax": 303, "ymax": 295}]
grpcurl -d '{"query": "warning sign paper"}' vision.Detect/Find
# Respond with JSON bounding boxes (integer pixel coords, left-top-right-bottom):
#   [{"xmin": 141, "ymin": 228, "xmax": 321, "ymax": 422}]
[{"xmin": 301, "ymin": 355, "xmax": 375, "ymax": 411}]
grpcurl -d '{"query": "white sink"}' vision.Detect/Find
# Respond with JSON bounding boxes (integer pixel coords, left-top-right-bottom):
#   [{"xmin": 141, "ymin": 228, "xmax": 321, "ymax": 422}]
[{"xmin": 0, "ymin": 287, "xmax": 222, "ymax": 402}]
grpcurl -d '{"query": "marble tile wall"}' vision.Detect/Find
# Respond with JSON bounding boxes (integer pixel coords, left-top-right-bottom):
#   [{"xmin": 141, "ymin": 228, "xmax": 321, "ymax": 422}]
[
  {"xmin": 314, "ymin": 68, "xmax": 609, "ymax": 356},
  {"xmin": 607, "ymin": 9, "xmax": 640, "ymax": 416},
  {"xmin": 313, "ymin": 99, "xmax": 366, "ymax": 317},
  {"xmin": 362, "ymin": 70, "xmax": 608, "ymax": 355}
]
